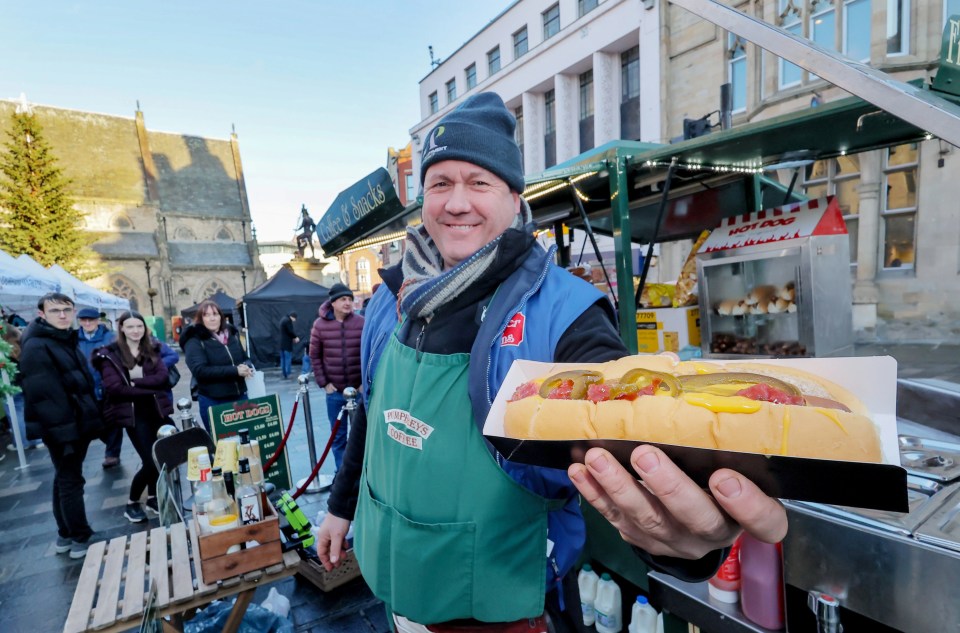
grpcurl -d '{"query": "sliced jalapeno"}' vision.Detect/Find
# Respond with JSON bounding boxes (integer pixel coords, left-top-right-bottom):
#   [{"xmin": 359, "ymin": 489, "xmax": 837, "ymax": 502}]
[
  {"xmin": 538, "ymin": 370, "xmax": 604, "ymax": 399},
  {"xmin": 678, "ymin": 372, "xmax": 800, "ymax": 397},
  {"xmin": 619, "ymin": 368, "xmax": 681, "ymax": 396}
]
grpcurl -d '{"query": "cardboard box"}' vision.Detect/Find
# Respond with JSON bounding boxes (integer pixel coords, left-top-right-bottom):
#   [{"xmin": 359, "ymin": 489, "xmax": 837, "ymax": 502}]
[
  {"xmin": 636, "ymin": 306, "xmax": 701, "ymax": 354},
  {"xmin": 194, "ymin": 502, "xmax": 283, "ymax": 584},
  {"xmin": 484, "ymin": 356, "xmax": 907, "ymax": 512}
]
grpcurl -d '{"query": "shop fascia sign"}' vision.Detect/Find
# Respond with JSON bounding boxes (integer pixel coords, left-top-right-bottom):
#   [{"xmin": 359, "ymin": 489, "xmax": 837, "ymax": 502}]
[
  {"xmin": 317, "ymin": 167, "xmax": 404, "ymax": 254},
  {"xmin": 699, "ymin": 196, "xmax": 847, "ymax": 253}
]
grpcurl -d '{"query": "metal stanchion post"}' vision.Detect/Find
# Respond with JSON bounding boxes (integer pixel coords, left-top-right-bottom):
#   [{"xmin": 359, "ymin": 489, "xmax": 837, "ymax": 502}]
[
  {"xmin": 156, "ymin": 423, "xmax": 184, "ymax": 515},
  {"xmin": 177, "ymin": 397, "xmax": 197, "ymax": 430},
  {"xmin": 175, "ymin": 398, "xmax": 196, "ymax": 512},
  {"xmin": 297, "ymin": 375, "xmax": 334, "ymax": 493}
]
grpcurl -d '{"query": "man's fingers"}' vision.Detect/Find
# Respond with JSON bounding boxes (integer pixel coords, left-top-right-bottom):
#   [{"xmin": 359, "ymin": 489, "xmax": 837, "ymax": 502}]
[
  {"xmin": 709, "ymin": 469, "xmax": 788, "ymax": 543},
  {"xmin": 628, "ymin": 445, "xmax": 734, "ymax": 543}
]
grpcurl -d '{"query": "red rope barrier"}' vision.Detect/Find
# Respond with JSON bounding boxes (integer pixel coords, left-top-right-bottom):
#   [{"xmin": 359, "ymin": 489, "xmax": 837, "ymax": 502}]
[
  {"xmin": 291, "ymin": 413, "xmax": 341, "ymax": 499},
  {"xmin": 264, "ymin": 397, "xmax": 299, "ymax": 472}
]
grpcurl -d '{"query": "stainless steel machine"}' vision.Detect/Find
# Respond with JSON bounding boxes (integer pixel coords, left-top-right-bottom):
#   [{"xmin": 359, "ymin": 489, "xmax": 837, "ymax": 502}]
[
  {"xmin": 782, "ymin": 436, "xmax": 960, "ymax": 632},
  {"xmin": 696, "ymin": 198, "xmax": 853, "ymax": 359}
]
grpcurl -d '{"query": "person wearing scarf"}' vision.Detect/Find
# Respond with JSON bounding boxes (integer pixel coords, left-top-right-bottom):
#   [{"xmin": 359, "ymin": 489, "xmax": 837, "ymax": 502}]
[{"xmin": 315, "ymin": 93, "xmax": 787, "ymax": 632}]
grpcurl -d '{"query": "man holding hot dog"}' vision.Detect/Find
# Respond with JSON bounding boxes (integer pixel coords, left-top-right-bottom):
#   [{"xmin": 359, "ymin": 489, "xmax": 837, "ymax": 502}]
[{"xmin": 315, "ymin": 92, "xmax": 787, "ymax": 632}]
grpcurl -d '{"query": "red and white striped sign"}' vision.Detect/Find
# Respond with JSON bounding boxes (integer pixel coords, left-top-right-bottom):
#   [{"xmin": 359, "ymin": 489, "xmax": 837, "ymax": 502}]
[{"xmin": 699, "ymin": 196, "xmax": 847, "ymax": 253}]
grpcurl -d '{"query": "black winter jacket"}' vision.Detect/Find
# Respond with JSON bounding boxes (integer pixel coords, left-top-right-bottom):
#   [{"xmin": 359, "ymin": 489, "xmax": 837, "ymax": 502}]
[
  {"xmin": 181, "ymin": 323, "xmax": 249, "ymax": 400},
  {"xmin": 19, "ymin": 318, "xmax": 104, "ymax": 445},
  {"xmin": 93, "ymin": 343, "xmax": 174, "ymax": 429}
]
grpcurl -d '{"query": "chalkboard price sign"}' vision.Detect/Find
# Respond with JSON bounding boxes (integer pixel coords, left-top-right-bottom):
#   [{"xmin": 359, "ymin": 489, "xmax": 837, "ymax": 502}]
[{"xmin": 209, "ymin": 395, "xmax": 292, "ymax": 491}]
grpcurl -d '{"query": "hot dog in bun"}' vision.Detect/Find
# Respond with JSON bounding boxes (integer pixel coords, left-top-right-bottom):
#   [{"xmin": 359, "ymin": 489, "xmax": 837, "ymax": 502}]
[{"xmin": 503, "ymin": 356, "xmax": 881, "ymax": 463}]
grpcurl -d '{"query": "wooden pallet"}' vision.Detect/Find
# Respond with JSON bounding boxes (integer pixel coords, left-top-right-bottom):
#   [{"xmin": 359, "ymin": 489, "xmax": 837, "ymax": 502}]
[{"xmin": 63, "ymin": 522, "xmax": 299, "ymax": 633}]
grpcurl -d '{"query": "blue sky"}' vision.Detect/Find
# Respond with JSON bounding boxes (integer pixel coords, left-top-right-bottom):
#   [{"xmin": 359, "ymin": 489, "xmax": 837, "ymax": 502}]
[{"xmin": 0, "ymin": 1, "xmax": 508, "ymax": 242}]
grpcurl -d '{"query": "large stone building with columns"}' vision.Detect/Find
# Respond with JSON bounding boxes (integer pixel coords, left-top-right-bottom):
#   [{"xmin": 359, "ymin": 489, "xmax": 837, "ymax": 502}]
[
  {"xmin": 410, "ymin": 0, "xmax": 960, "ymax": 339},
  {"xmin": 0, "ymin": 99, "xmax": 265, "ymax": 328}
]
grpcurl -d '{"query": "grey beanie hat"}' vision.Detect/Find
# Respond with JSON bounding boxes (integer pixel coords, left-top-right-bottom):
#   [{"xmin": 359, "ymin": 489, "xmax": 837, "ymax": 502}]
[{"xmin": 419, "ymin": 92, "xmax": 525, "ymax": 193}]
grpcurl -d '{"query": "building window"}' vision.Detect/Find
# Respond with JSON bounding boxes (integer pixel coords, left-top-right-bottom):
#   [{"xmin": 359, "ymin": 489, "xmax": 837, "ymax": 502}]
[
  {"xmin": 543, "ymin": 4, "xmax": 560, "ymax": 40},
  {"xmin": 579, "ymin": 70, "xmax": 594, "ymax": 120},
  {"xmin": 778, "ymin": 0, "xmax": 869, "ymax": 89},
  {"xmin": 110, "ymin": 275, "xmax": 140, "ymax": 311},
  {"xmin": 356, "ymin": 259, "xmax": 371, "ymax": 294},
  {"xmin": 488, "ymin": 46, "xmax": 501, "ymax": 75},
  {"xmin": 621, "ymin": 46, "xmax": 640, "ymax": 101},
  {"xmin": 881, "ymin": 143, "xmax": 919, "ymax": 269},
  {"xmin": 429, "ymin": 92, "xmax": 439, "ymax": 114},
  {"xmin": 174, "ymin": 226, "xmax": 195, "ymax": 240},
  {"xmin": 578, "ymin": 0, "xmax": 599, "ymax": 18},
  {"xmin": 727, "ymin": 33, "xmax": 747, "ymax": 113},
  {"xmin": 513, "ymin": 26, "xmax": 529, "ymax": 59},
  {"xmin": 405, "ymin": 172, "xmax": 415, "ymax": 203},
  {"xmin": 201, "ymin": 279, "xmax": 227, "ymax": 300},
  {"xmin": 465, "ymin": 63, "xmax": 477, "ymax": 90},
  {"xmin": 843, "ymin": 0, "xmax": 871, "ymax": 62},
  {"xmin": 215, "ymin": 226, "xmax": 233, "ymax": 241},
  {"xmin": 802, "ymin": 154, "xmax": 862, "ymax": 264},
  {"xmin": 544, "ymin": 90, "xmax": 556, "ymax": 135},
  {"xmin": 778, "ymin": 1, "xmax": 803, "ymax": 89},
  {"xmin": 111, "ymin": 213, "xmax": 133, "ymax": 230},
  {"xmin": 887, "ymin": 0, "xmax": 910, "ymax": 55},
  {"xmin": 446, "ymin": 79, "xmax": 457, "ymax": 104}
]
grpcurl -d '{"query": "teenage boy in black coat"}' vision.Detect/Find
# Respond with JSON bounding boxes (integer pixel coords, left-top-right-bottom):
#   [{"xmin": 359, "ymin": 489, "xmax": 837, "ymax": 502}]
[{"xmin": 19, "ymin": 293, "xmax": 104, "ymax": 559}]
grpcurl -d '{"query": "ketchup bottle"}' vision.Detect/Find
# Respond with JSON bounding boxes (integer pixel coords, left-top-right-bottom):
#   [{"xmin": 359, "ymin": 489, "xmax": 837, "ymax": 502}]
[{"xmin": 739, "ymin": 533, "xmax": 785, "ymax": 630}]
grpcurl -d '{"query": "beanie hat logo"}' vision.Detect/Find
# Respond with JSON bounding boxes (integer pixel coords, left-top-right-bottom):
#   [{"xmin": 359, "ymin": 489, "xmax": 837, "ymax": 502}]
[
  {"xmin": 418, "ymin": 92, "xmax": 525, "ymax": 194},
  {"xmin": 421, "ymin": 125, "xmax": 447, "ymax": 165}
]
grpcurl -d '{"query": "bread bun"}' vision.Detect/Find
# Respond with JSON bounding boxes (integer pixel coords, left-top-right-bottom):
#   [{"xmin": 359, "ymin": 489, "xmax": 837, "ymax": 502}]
[
  {"xmin": 779, "ymin": 282, "xmax": 796, "ymax": 302},
  {"xmin": 730, "ymin": 301, "xmax": 748, "ymax": 316},
  {"xmin": 503, "ymin": 357, "xmax": 881, "ymax": 462},
  {"xmin": 746, "ymin": 285, "xmax": 778, "ymax": 306}
]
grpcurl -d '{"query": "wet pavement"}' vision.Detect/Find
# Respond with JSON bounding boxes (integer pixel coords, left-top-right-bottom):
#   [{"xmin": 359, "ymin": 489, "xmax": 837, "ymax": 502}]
[{"xmin": 0, "ymin": 342, "xmax": 958, "ymax": 632}]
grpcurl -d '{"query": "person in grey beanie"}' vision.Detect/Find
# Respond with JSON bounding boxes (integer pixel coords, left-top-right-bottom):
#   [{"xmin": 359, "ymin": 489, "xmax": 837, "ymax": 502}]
[{"xmin": 315, "ymin": 92, "xmax": 787, "ymax": 631}]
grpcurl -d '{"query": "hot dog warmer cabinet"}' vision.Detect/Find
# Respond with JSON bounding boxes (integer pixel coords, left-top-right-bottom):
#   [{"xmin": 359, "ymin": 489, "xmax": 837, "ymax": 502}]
[{"xmin": 695, "ymin": 196, "xmax": 853, "ymax": 358}]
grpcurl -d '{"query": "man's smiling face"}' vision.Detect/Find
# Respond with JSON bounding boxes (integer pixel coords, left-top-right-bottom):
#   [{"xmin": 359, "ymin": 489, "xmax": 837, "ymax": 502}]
[{"xmin": 421, "ymin": 160, "xmax": 520, "ymax": 269}]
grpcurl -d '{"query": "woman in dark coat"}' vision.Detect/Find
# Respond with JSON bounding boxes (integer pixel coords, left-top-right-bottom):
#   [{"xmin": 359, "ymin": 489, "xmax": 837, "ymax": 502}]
[
  {"xmin": 180, "ymin": 300, "xmax": 252, "ymax": 431},
  {"xmin": 92, "ymin": 311, "xmax": 173, "ymax": 524}
]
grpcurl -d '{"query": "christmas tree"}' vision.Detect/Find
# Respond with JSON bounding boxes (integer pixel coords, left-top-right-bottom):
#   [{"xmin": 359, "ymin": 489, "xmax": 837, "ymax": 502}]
[
  {"xmin": 0, "ymin": 102, "xmax": 100, "ymax": 279},
  {"xmin": 0, "ymin": 321, "xmax": 19, "ymax": 399}
]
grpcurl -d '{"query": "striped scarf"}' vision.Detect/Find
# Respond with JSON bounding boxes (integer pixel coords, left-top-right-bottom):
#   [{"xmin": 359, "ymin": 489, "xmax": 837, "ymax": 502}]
[{"xmin": 399, "ymin": 198, "xmax": 533, "ymax": 320}]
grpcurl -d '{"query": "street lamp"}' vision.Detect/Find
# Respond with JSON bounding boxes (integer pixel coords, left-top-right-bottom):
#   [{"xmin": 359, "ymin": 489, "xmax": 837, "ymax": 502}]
[
  {"xmin": 144, "ymin": 260, "xmax": 156, "ymax": 316},
  {"xmin": 241, "ymin": 269, "xmax": 247, "ymax": 294}
]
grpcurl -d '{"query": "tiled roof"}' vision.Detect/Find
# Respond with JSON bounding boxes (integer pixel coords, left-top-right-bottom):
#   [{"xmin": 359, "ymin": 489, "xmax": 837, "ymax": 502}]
[
  {"xmin": 168, "ymin": 241, "xmax": 252, "ymax": 267},
  {"xmin": 91, "ymin": 232, "xmax": 159, "ymax": 258}
]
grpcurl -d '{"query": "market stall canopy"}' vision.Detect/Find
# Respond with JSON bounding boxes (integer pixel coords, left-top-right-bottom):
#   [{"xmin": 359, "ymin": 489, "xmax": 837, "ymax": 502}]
[
  {"xmin": 240, "ymin": 267, "xmax": 329, "ymax": 366},
  {"xmin": 316, "ymin": 167, "xmax": 413, "ymax": 257},
  {"xmin": 524, "ymin": 79, "xmax": 960, "ymax": 246},
  {"xmin": 0, "ymin": 249, "xmax": 61, "ymax": 314},
  {"xmin": 180, "ymin": 289, "xmax": 238, "ymax": 321},
  {"xmin": 47, "ymin": 264, "xmax": 107, "ymax": 310}
]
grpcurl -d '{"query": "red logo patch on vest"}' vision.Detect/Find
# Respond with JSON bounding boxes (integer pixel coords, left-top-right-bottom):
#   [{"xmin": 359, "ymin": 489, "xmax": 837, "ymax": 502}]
[{"xmin": 501, "ymin": 312, "xmax": 525, "ymax": 347}]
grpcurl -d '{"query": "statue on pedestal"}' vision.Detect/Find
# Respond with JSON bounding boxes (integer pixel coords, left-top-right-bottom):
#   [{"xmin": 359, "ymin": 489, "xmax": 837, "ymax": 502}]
[{"xmin": 295, "ymin": 204, "xmax": 317, "ymax": 259}]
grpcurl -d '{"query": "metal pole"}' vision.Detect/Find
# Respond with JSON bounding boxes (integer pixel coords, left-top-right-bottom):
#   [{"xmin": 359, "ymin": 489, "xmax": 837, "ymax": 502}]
[
  {"xmin": 2, "ymin": 369, "xmax": 28, "ymax": 470},
  {"xmin": 176, "ymin": 397, "xmax": 196, "ymax": 430},
  {"xmin": 174, "ymin": 398, "xmax": 196, "ymax": 512},
  {"xmin": 296, "ymin": 375, "xmax": 332, "ymax": 493},
  {"xmin": 670, "ymin": 0, "xmax": 960, "ymax": 148},
  {"xmin": 156, "ymin": 423, "xmax": 184, "ymax": 517}
]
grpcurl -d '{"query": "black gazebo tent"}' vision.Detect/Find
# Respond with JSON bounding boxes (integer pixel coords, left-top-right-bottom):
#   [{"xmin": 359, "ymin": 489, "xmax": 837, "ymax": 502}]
[
  {"xmin": 180, "ymin": 290, "xmax": 239, "ymax": 324},
  {"xmin": 240, "ymin": 267, "xmax": 329, "ymax": 367}
]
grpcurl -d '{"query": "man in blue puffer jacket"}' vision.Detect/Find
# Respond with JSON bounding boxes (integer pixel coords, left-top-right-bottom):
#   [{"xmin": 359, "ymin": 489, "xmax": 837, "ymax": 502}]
[
  {"xmin": 314, "ymin": 93, "xmax": 787, "ymax": 632},
  {"xmin": 76, "ymin": 308, "xmax": 119, "ymax": 468}
]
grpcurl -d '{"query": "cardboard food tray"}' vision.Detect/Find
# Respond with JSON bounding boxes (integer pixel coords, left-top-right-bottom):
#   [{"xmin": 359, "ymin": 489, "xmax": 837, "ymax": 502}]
[{"xmin": 484, "ymin": 356, "xmax": 908, "ymax": 512}]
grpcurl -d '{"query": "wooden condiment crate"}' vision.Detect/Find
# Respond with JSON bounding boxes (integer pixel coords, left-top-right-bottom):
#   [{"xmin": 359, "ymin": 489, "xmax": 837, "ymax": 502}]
[{"xmin": 194, "ymin": 502, "xmax": 283, "ymax": 584}]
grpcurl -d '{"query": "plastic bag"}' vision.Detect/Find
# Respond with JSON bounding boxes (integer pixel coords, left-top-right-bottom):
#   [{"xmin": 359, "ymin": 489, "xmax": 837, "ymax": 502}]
[
  {"xmin": 260, "ymin": 587, "xmax": 291, "ymax": 618},
  {"xmin": 184, "ymin": 599, "xmax": 293, "ymax": 633},
  {"xmin": 245, "ymin": 370, "xmax": 266, "ymax": 398}
]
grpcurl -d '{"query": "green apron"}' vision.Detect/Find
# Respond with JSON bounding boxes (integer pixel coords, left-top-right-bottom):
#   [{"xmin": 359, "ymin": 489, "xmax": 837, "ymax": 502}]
[{"xmin": 355, "ymin": 329, "xmax": 561, "ymax": 624}]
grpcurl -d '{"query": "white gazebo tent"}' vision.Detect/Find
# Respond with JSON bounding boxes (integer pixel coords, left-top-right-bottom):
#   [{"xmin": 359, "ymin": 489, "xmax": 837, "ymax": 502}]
[{"xmin": 0, "ymin": 249, "xmax": 60, "ymax": 315}]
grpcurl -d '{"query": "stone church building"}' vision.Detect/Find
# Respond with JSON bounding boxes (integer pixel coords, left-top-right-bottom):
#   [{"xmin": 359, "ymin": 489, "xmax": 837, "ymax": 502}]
[{"xmin": 0, "ymin": 98, "xmax": 264, "ymax": 328}]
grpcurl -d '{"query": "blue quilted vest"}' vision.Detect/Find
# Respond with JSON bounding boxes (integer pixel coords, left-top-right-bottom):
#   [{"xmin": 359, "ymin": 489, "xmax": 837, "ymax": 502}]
[{"xmin": 361, "ymin": 244, "xmax": 608, "ymax": 591}]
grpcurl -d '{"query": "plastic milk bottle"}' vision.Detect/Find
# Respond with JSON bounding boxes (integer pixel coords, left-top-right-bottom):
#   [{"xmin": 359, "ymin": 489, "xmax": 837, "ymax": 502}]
[
  {"xmin": 578, "ymin": 563, "xmax": 600, "ymax": 626},
  {"xmin": 594, "ymin": 572, "xmax": 623, "ymax": 633},
  {"xmin": 628, "ymin": 595, "xmax": 658, "ymax": 633}
]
